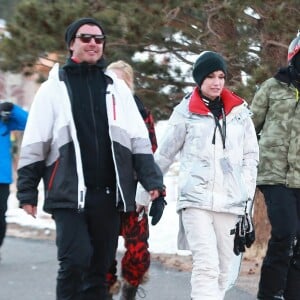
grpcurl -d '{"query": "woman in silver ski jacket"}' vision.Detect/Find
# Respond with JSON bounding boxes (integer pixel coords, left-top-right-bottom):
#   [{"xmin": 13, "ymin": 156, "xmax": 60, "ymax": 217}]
[{"xmin": 152, "ymin": 52, "xmax": 259, "ymax": 300}]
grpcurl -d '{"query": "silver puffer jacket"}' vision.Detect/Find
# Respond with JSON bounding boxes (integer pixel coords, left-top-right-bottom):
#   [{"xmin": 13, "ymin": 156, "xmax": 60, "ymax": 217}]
[{"xmin": 155, "ymin": 87, "xmax": 259, "ymax": 215}]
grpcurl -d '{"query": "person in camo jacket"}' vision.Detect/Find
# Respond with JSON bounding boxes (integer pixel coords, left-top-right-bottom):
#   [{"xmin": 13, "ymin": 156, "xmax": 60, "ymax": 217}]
[
  {"xmin": 105, "ymin": 60, "xmax": 161, "ymax": 300},
  {"xmin": 251, "ymin": 32, "xmax": 300, "ymax": 300}
]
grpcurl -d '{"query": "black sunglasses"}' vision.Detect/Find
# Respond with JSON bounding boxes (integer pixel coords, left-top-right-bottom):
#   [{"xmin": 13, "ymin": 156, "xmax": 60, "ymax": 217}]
[{"xmin": 75, "ymin": 33, "xmax": 106, "ymax": 44}]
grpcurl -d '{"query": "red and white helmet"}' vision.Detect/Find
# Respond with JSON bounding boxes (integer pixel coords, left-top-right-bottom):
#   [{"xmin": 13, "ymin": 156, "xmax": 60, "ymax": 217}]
[{"xmin": 288, "ymin": 31, "xmax": 300, "ymax": 63}]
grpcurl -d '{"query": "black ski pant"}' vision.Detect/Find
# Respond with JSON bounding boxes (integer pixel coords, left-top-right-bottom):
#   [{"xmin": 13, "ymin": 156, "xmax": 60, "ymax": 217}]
[
  {"xmin": 257, "ymin": 185, "xmax": 300, "ymax": 300},
  {"xmin": 52, "ymin": 187, "xmax": 120, "ymax": 300},
  {"xmin": 0, "ymin": 184, "xmax": 9, "ymax": 247}
]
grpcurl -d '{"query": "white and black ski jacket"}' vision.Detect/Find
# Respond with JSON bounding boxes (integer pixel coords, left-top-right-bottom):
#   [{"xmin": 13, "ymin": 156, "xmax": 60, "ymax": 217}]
[{"xmin": 17, "ymin": 64, "xmax": 163, "ymax": 213}]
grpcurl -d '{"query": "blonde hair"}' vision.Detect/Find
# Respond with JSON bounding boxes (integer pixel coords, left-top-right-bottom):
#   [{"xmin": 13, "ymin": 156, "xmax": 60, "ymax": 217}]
[{"xmin": 107, "ymin": 60, "xmax": 135, "ymax": 92}]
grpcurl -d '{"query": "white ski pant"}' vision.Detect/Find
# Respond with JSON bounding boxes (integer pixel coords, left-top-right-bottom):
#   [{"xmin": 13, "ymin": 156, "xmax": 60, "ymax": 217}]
[{"xmin": 182, "ymin": 208, "xmax": 238, "ymax": 300}]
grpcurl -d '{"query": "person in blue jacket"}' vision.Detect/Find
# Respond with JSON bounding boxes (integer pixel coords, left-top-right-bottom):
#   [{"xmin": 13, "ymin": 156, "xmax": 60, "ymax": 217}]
[{"xmin": 0, "ymin": 101, "xmax": 27, "ymax": 253}]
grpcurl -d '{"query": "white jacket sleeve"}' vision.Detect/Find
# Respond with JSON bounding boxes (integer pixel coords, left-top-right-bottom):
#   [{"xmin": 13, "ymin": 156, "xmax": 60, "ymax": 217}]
[
  {"xmin": 135, "ymin": 109, "xmax": 187, "ymax": 206},
  {"xmin": 242, "ymin": 115, "xmax": 259, "ymax": 209}
]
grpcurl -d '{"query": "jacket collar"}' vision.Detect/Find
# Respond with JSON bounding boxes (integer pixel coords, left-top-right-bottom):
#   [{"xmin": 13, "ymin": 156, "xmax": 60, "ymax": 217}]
[
  {"xmin": 63, "ymin": 57, "xmax": 106, "ymax": 71},
  {"xmin": 188, "ymin": 87, "xmax": 244, "ymax": 115}
]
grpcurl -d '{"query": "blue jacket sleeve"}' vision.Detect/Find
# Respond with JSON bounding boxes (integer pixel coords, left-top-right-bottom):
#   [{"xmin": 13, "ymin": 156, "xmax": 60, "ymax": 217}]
[{"xmin": 7, "ymin": 104, "xmax": 28, "ymax": 131}]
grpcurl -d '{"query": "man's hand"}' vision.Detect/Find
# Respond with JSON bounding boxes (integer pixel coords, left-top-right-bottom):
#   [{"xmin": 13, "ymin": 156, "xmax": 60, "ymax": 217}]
[
  {"xmin": 149, "ymin": 189, "xmax": 159, "ymax": 200},
  {"xmin": 22, "ymin": 204, "xmax": 37, "ymax": 218},
  {"xmin": 136, "ymin": 189, "xmax": 159, "ymax": 213}
]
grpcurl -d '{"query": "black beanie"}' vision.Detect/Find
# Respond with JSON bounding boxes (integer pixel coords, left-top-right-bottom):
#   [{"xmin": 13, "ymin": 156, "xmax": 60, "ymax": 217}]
[
  {"xmin": 192, "ymin": 51, "xmax": 227, "ymax": 87},
  {"xmin": 64, "ymin": 17, "xmax": 105, "ymax": 48}
]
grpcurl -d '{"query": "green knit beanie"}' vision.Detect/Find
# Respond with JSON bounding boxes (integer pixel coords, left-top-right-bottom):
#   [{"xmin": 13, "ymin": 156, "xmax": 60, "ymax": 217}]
[{"xmin": 192, "ymin": 51, "xmax": 227, "ymax": 86}]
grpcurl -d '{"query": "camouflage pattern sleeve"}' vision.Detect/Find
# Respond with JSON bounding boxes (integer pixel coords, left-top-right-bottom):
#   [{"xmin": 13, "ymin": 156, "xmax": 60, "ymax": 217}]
[{"xmin": 250, "ymin": 78, "xmax": 272, "ymax": 134}]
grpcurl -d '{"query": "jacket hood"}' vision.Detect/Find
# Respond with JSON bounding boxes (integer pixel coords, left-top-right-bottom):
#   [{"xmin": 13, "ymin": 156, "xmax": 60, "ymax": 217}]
[
  {"xmin": 274, "ymin": 67, "xmax": 291, "ymax": 84},
  {"xmin": 274, "ymin": 66, "xmax": 300, "ymax": 90}
]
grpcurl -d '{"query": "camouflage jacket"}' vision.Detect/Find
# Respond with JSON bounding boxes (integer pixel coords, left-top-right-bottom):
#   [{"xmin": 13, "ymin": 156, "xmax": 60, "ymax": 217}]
[{"xmin": 250, "ymin": 77, "xmax": 300, "ymax": 187}]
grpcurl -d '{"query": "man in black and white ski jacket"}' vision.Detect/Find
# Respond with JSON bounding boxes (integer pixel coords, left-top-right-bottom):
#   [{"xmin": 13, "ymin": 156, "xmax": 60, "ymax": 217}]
[{"xmin": 17, "ymin": 17, "xmax": 163, "ymax": 300}]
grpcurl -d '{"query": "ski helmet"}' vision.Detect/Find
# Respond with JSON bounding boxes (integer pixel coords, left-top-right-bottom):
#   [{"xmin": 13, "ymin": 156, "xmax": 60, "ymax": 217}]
[{"xmin": 288, "ymin": 31, "xmax": 300, "ymax": 64}]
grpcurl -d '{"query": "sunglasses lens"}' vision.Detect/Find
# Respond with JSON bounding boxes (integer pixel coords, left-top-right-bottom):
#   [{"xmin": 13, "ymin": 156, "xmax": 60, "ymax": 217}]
[
  {"xmin": 94, "ymin": 37, "xmax": 104, "ymax": 44},
  {"xmin": 80, "ymin": 36, "xmax": 92, "ymax": 43},
  {"xmin": 77, "ymin": 34, "xmax": 105, "ymax": 44}
]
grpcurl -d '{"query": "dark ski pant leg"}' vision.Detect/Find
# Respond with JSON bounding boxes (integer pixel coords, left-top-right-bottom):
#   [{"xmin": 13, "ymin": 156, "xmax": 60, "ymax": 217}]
[
  {"xmin": 284, "ymin": 188, "xmax": 300, "ymax": 300},
  {"xmin": 81, "ymin": 188, "xmax": 120, "ymax": 300},
  {"xmin": 53, "ymin": 208, "xmax": 92, "ymax": 300},
  {"xmin": 53, "ymin": 188, "xmax": 120, "ymax": 300},
  {"xmin": 257, "ymin": 185, "xmax": 299, "ymax": 299},
  {"xmin": 0, "ymin": 184, "xmax": 9, "ymax": 247}
]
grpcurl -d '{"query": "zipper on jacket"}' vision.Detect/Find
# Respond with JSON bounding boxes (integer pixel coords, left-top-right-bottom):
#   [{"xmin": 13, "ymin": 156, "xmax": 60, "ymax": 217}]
[
  {"xmin": 86, "ymin": 69, "xmax": 101, "ymax": 186},
  {"xmin": 48, "ymin": 159, "xmax": 59, "ymax": 190}
]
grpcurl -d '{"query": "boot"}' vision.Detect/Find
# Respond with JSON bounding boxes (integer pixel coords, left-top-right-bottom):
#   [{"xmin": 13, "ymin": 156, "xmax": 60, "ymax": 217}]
[{"xmin": 120, "ymin": 281, "xmax": 138, "ymax": 300}]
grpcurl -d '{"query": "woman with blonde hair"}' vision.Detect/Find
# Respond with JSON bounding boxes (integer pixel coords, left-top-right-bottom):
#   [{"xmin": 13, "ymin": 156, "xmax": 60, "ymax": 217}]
[{"xmin": 105, "ymin": 60, "xmax": 159, "ymax": 300}]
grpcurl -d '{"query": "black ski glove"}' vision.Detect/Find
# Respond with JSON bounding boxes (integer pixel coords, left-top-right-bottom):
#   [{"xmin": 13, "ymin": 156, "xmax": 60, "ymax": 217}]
[
  {"xmin": 244, "ymin": 212, "xmax": 255, "ymax": 248},
  {"xmin": 232, "ymin": 220, "xmax": 246, "ymax": 256},
  {"xmin": 0, "ymin": 101, "xmax": 13, "ymax": 123},
  {"xmin": 231, "ymin": 213, "xmax": 255, "ymax": 256},
  {"xmin": 149, "ymin": 196, "xmax": 167, "ymax": 225}
]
